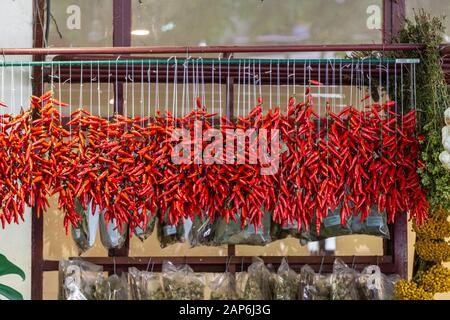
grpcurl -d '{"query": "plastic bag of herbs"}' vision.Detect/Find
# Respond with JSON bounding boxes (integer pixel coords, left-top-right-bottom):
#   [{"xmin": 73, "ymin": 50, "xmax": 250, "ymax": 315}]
[
  {"xmin": 351, "ymin": 207, "xmax": 390, "ymax": 239},
  {"xmin": 134, "ymin": 209, "xmax": 157, "ymax": 242},
  {"xmin": 270, "ymin": 219, "xmax": 311, "ymax": 243},
  {"xmin": 209, "ymin": 271, "xmax": 239, "ymax": 300},
  {"xmin": 330, "ymin": 258, "xmax": 359, "ymax": 300},
  {"xmin": 92, "ymin": 273, "xmax": 129, "ymax": 300},
  {"xmin": 157, "ymin": 210, "xmax": 185, "ymax": 248},
  {"xmin": 212, "ymin": 210, "xmax": 271, "ymax": 246},
  {"xmin": 71, "ymin": 198, "xmax": 99, "ymax": 254},
  {"xmin": 128, "ymin": 267, "xmax": 165, "ymax": 300},
  {"xmin": 272, "ymin": 257, "xmax": 300, "ymax": 300},
  {"xmin": 162, "ymin": 261, "xmax": 205, "ymax": 300},
  {"xmin": 238, "ymin": 257, "xmax": 273, "ymax": 300},
  {"xmin": 299, "ymin": 265, "xmax": 332, "ymax": 300},
  {"xmin": 356, "ymin": 265, "xmax": 400, "ymax": 300},
  {"xmin": 189, "ymin": 214, "xmax": 216, "ymax": 247},
  {"xmin": 308, "ymin": 205, "xmax": 352, "ymax": 241},
  {"xmin": 58, "ymin": 259, "xmax": 103, "ymax": 300},
  {"xmin": 99, "ymin": 208, "xmax": 128, "ymax": 250}
]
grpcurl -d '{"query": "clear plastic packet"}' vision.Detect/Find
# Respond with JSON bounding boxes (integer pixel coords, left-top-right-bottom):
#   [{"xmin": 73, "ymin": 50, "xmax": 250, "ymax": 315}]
[
  {"xmin": 273, "ymin": 258, "xmax": 299, "ymax": 300},
  {"xmin": 213, "ymin": 211, "xmax": 271, "ymax": 246},
  {"xmin": 351, "ymin": 208, "xmax": 390, "ymax": 239},
  {"xmin": 331, "ymin": 258, "xmax": 359, "ymax": 300},
  {"xmin": 235, "ymin": 272, "xmax": 249, "ymax": 300},
  {"xmin": 311, "ymin": 207, "xmax": 352, "ymax": 241},
  {"xmin": 58, "ymin": 259, "xmax": 103, "ymax": 300},
  {"xmin": 189, "ymin": 214, "xmax": 216, "ymax": 247},
  {"xmin": 241, "ymin": 257, "xmax": 272, "ymax": 300},
  {"xmin": 357, "ymin": 265, "xmax": 400, "ymax": 300},
  {"xmin": 134, "ymin": 210, "xmax": 157, "ymax": 242},
  {"xmin": 162, "ymin": 261, "xmax": 205, "ymax": 300},
  {"xmin": 99, "ymin": 209, "xmax": 128, "ymax": 250},
  {"xmin": 128, "ymin": 267, "xmax": 165, "ymax": 300},
  {"xmin": 299, "ymin": 265, "xmax": 332, "ymax": 300},
  {"xmin": 270, "ymin": 220, "xmax": 310, "ymax": 243},
  {"xmin": 71, "ymin": 199, "xmax": 99, "ymax": 253},
  {"xmin": 209, "ymin": 272, "xmax": 238, "ymax": 300},
  {"xmin": 157, "ymin": 212, "xmax": 185, "ymax": 248},
  {"xmin": 93, "ymin": 273, "xmax": 129, "ymax": 300}
]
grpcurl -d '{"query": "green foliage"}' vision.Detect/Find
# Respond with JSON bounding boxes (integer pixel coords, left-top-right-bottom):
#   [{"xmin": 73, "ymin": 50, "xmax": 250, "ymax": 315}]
[
  {"xmin": 397, "ymin": 10, "xmax": 450, "ymax": 215},
  {"xmin": 0, "ymin": 254, "xmax": 25, "ymax": 300}
]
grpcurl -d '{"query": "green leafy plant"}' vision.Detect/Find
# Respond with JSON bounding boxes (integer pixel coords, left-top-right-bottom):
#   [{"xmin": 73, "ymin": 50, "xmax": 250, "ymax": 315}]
[{"xmin": 0, "ymin": 254, "xmax": 25, "ymax": 300}]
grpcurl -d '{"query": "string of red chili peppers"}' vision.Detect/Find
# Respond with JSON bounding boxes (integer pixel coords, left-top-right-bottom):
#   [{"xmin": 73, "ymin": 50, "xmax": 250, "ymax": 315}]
[{"xmin": 0, "ymin": 91, "xmax": 428, "ymax": 235}]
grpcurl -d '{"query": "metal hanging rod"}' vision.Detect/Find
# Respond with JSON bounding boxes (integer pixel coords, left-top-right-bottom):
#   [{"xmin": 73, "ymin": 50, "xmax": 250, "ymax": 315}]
[
  {"xmin": 0, "ymin": 58, "xmax": 419, "ymax": 68},
  {"xmin": 0, "ymin": 43, "xmax": 434, "ymax": 55}
]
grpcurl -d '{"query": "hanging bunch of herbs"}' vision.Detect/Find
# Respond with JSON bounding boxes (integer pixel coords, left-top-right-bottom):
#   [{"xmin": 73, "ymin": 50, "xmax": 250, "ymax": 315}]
[{"xmin": 390, "ymin": 10, "xmax": 450, "ymax": 299}]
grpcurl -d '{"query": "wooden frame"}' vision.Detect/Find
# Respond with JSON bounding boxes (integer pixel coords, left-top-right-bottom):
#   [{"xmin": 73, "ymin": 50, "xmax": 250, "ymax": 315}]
[{"xmin": 28, "ymin": 0, "xmax": 415, "ymax": 300}]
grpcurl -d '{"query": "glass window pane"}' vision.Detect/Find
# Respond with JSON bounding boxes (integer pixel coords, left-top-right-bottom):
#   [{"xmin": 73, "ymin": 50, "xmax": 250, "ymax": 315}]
[
  {"xmin": 49, "ymin": 0, "xmax": 113, "ymax": 47},
  {"xmin": 132, "ymin": 0, "xmax": 382, "ymax": 47},
  {"xmin": 406, "ymin": 0, "xmax": 450, "ymax": 42}
]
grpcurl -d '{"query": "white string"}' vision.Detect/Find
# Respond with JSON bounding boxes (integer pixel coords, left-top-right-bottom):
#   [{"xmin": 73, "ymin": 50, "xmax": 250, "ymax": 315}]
[
  {"xmin": 195, "ymin": 58, "xmax": 199, "ymax": 101},
  {"xmin": 219, "ymin": 56, "xmax": 222, "ymax": 117},
  {"xmin": 303, "ymin": 61, "xmax": 306, "ymax": 97},
  {"xmin": 140, "ymin": 60, "xmax": 144, "ymax": 119},
  {"xmin": 10, "ymin": 65, "xmax": 15, "ymax": 110},
  {"xmin": 227, "ymin": 55, "xmax": 232, "ymax": 118},
  {"xmin": 58, "ymin": 63, "xmax": 62, "ymax": 123},
  {"xmin": 97, "ymin": 61, "xmax": 101, "ymax": 117},
  {"xmin": 185, "ymin": 58, "xmax": 190, "ymax": 113},
  {"xmin": 247, "ymin": 60, "xmax": 250, "ymax": 114},
  {"xmin": 164, "ymin": 58, "xmax": 169, "ymax": 124},
  {"xmin": 115, "ymin": 59, "xmax": 118, "ymax": 114},
  {"xmin": 293, "ymin": 59, "xmax": 296, "ymax": 96},
  {"xmin": 350, "ymin": 62, "xmax": 353, "ymax": 106},
  {"xmin": 331, "ymin": 60, "xmax": 336, "ymax": 112},
  {"xmin": 317, "ymin": 62, "xmax": 321, "ymax": 116},
  {"xmin": 147, "ymin": 61, "xmax": 151, "ymax": 117},
  {"xmin": 1, "ymin": 62, "xmax": 4, "ymax": 104},
  {"xmin": 125, "ymin": 61, "xmax": 128, "ymax": 117},
  {"xmin": 155, "ymin": 60, "xmax": 159, "ymax": 110},
  {"xmin": 325, "ymin": 61, "xmax": 329, "ymax": 109},
  {"xmin": 69, "ymin": 61, "xmax": 72, "ymax": 136},
  {"xmin": 211, "ymin": 60, "xmax": 215, "ymax": 125},
  {"xmin": 276, "ymin": 59, "xmax": 280, "ymax": 107},
  {"xmin": 107, "ymin": 60, "xmax": 111, "ymax": 124},
  {"xmin": 339, "ymin": 62, "xmax": 342, "ymax": 110},
  {"xmin": 269, "ymin": 60, "xmax": 272, "ymax": 108},
  {"xmin": 79, "ymin": 63, "xmax": 83, "ymax": 109},
  {"xmin": 89, "ymin": 61, "xmax": 93, "ymax": 115},
  {"xmin": 192, "ymin": 58, "xmax": 196, "ymax": 106},
  {"xmin": 201, "ymin": 58, "xmax": 205, "ymax": 109},
  {"xmin": 258, "ymin": 59, "xmax": 262, "ymax": 101},
  {"xmin": 253, "ymin": 59, "xmax": 256, "ymax": 108},
  {"xmin": 172, "ymin": 57, "xmax": 177, "ymax": 119},
  {"xmin": 20, "ymin": 61, "xmax": 23, "ymax": 109},
  {"xmin": 182, "ymin": 59, "xmax": 187, "ymax": 118},
  {"xmin": 237, "ymin": 59, "xmax": 241, "ymax": 117},
  {"xmin": 286, "ymin": 59, "xmax": 290, "ymax": 108},
  {"xmin": 131, "ymin": 61, "xmax": 135, "ymax": 119}
]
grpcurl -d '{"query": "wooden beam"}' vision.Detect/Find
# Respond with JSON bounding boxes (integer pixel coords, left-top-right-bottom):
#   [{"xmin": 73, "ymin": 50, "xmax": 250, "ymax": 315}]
[
  {"xmin": 31, "ymin": 0, "xmax": 45, "ymax": 301},
  {"xmin": 108, "ymin": 0, "xmax": 132, "ymax": 260},
  {"xmin": 383, "ymin": 0, "xmax": 406, "ymax": 44},
  {"xmin": 43, "ymin": 255, "xmax": 394, "ymax": 274}
]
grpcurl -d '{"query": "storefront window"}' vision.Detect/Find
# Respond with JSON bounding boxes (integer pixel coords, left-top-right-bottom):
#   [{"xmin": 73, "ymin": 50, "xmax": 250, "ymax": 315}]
[
  {"xmin": 131, "ymin": 0, "xmax": 382, "ymax": 47},
  {"xmin": 49, "ymin": 0, "xmax": 113, "ymax": 47}
]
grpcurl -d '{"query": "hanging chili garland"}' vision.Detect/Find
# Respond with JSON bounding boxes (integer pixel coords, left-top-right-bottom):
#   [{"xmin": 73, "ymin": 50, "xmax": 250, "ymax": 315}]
[{"xmin": 0, "ymin": 88, "xmax": 427, "ymax": 236}]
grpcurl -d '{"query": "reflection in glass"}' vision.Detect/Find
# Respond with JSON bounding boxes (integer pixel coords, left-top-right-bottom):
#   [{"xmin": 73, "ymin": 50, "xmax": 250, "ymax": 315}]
[{"xmin": 132, "ymin": 0, "xmax": 382, "ymax": 47}]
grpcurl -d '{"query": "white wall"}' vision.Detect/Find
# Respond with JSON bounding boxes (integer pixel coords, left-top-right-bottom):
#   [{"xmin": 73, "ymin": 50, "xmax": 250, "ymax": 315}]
[{"xmin": 0, "ymin": 0, "xmax": 33, "ymax": 300}]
